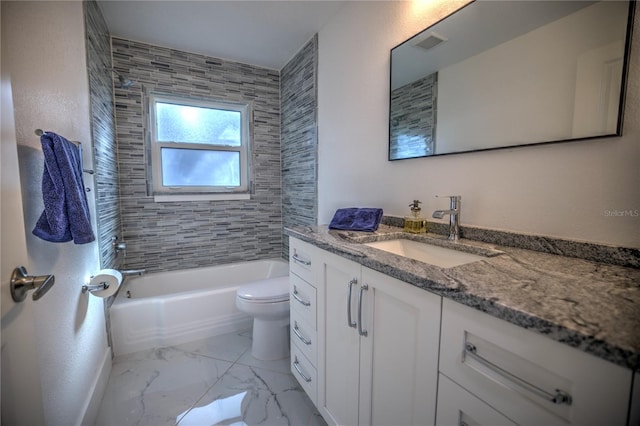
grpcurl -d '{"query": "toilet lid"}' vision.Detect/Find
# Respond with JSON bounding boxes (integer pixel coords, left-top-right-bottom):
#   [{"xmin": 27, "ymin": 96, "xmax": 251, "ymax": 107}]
[{"xmin": 237, "ymin": 276, "xmax": 290, "ymax": 302}]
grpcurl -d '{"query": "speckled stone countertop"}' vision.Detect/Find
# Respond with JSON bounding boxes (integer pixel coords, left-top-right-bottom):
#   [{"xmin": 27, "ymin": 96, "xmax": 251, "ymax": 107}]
[{"xmin": 285, "ymin": 224, "xmax": 640, "ymax": 371}]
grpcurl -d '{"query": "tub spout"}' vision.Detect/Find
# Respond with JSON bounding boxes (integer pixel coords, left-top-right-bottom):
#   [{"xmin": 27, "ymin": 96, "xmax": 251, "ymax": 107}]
[{"xmin": 120, "ymin": 269, "xmax": 146, "ymax": 277}]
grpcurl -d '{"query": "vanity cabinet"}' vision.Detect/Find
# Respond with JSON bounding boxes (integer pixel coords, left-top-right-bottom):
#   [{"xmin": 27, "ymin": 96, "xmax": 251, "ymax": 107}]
[
  {"xmin": 317, "ymin": 249, "xmax": 441, "ymax": 426},
  {"xmin": 288, "ymin": 237, "xmax": 635, "ymax": 426},
  {"xmin": 439, "ymin": 298, "xmax": 632, "ymax": 426},
  {"xmin": 631, "ymin": 371, "xmax": 640, "ymax": 426}
]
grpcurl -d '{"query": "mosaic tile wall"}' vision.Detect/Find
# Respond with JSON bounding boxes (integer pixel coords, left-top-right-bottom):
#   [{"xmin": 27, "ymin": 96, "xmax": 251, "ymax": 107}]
[
  {"xmin": 390, "ymin": 72, "xmax": 437, "ymax": 159},
  {"xmin": 84, "ymin": 0, "xmax": 121, "ymax": 354},
  {"xmin": 111, "ymin": 38, "xmax": 282, "ymax": 273},
  {"xmin": 281, "ymin": 35, "xmax": 318, "ymax": 258},
  {"xmin": 84, "ymin": 0, "xmax": 121, "ymax": 270}
]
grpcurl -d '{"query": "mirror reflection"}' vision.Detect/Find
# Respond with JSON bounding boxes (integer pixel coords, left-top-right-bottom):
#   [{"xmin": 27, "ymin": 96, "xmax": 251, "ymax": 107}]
[{"xmin": 389, "ymin": 1, "xmax": 634, "ymax": 160}]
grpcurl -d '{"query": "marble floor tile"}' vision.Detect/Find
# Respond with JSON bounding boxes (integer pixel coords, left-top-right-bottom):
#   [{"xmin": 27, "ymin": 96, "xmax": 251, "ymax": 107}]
[
  {"xmin": 95, "ymin": 347, "xmax": 233, "ymax": 426},
  {"xmin": 235, "ymin": 349, "xmax": 292, "ymax": 375},
  {"xmin": 95, "ymin": 331, "xmax": 326, "ymax": 426},
  {"xmin": 173, "ymin": 330, "xmax": 252, "ymax": 363},
  {"xmin": 178, "ymin": 363, "xmax": 316, "ymax": 426}
]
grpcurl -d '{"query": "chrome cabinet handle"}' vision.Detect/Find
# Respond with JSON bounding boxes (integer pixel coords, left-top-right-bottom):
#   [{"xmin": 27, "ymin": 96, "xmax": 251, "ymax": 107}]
[
  {"xmin": 10, "ymin": 266, "xmax": 55, "ymax": 302},
  {"xmin": 464, "ymin": 343, "xmax": 572, "ymax": 406},
  {"xmin": 293, "ymin": 322, "xmax": 312, "ymax": 345},
  {"xmin": 293, "ymin": 356, "xmax": 312, "ymax": 383},
  {"xmin": 292, "ymin": 286, "xmax": 311, "ymax": 307},
  {"xmin": 357, "ymin": 284, "xmax": 369, "ymax": 337},
  {"xmin": 346, "ymin": 278, "xmax": 357, "ymax": 328},
  {"xmin": 292, "ymin": 253, "xmax": 311, "ymax": 266}
]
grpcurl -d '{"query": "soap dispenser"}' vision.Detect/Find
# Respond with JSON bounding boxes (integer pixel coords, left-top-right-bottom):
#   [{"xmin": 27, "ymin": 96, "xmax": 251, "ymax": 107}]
[{"xmin": 404, "ymin": 200, "xmax": 427, "ymax": 234}]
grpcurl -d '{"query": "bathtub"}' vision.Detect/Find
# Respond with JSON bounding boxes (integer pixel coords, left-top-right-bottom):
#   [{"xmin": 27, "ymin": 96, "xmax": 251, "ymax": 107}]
[{"xmin": 109, "ymin": 259, "xmax": 289, "ymax": 356}]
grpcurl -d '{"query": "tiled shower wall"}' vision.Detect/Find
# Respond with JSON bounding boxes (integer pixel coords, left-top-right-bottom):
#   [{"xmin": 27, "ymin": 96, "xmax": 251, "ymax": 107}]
[
  {"xmin": 281, "ymin": 35, "xmax": 318, "ymax": 258},
  {"xmin": 390, "ymin": 72, "xmax": 437, "ymax": 158},
  {"xmin": 84, "ymin": 0, "xmax": 121, "ymax": 269},
  {"xmin": 112, "ymin": 38, "xmax": 282, "ymax": 273}
]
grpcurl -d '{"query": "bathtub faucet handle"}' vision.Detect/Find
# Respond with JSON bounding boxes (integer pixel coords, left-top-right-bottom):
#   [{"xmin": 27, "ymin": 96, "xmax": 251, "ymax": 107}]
[{"xmin": 112, "ymin": 236, "xmax": 127, "ymax": 254}]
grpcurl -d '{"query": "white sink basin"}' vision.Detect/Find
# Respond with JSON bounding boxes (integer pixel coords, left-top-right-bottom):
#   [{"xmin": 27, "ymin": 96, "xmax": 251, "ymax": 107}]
[{"xmin": 365, "ymin": 239, "xmax": 484, "ymax": 268}]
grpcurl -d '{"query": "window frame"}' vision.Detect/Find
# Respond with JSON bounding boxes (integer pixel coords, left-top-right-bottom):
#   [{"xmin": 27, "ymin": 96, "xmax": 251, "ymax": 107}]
[{"xmin": 149, "ymin": 94, "xmax": 251, "ymax": 196}]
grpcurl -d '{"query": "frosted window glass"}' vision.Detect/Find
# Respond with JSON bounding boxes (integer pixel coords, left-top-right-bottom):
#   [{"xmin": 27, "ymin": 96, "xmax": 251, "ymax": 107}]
[
  {"xmin": 156, "ymin": 102, "xmax": 241, "ymax": 146},
  {"xmin": 161, "ymin": 148, "xmax": 240, "ymax": 187}
]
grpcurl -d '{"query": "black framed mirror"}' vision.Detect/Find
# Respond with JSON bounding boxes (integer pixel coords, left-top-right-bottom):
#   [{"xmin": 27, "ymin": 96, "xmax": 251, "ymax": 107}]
[{"xmin": 389, "ymin": 0, "xmax": 635, "ymax": 160}]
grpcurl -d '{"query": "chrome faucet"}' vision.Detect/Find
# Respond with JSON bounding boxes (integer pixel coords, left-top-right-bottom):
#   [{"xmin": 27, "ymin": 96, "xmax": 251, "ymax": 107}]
[{"xmin": 432, "ymin": 195, "xmax": 461, "ymax": 241}]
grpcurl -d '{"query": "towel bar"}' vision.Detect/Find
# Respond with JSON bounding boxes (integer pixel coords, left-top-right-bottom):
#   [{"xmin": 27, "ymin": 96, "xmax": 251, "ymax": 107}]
[{"xmin": 34, "ymin": 129, "xmax": 95, "ymax": 175}]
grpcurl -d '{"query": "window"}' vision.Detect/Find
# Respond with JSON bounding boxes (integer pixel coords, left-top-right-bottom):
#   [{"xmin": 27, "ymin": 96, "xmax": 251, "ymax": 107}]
[{"xmin": 149, "ymin": 95, "xmax": 250, "ymax": 198}]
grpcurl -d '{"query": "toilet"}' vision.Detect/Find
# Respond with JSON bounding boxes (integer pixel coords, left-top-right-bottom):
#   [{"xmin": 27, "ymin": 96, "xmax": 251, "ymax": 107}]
[{"xmin": 236, "ymin": 276, "xmax": 290, "ymax": 360}]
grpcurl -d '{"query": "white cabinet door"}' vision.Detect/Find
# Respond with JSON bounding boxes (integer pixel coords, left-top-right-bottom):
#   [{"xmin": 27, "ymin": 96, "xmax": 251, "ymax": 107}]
[
  {"xmin": 318, "ymin": 252, "xmax": 361, "ymax": 426},
  {"xmin": 360, "ymin": 267, "xmax": 441, "ymax": 426},
  {"xmin": 317, "ymin": 248, "xmax": 442, "ymax": 426}
]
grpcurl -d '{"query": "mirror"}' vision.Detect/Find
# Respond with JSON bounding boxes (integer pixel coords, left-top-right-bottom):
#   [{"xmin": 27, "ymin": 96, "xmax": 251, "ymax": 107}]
[{"xmin": 389, "ymin": 1, "xmax": 635, "ymax": 160}]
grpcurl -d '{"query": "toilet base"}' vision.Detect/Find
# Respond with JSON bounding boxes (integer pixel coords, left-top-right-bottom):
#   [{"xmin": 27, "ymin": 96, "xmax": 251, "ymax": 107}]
[{"xmin": 251, "ymin": 317, "xmax": 290, "ymax": 361}]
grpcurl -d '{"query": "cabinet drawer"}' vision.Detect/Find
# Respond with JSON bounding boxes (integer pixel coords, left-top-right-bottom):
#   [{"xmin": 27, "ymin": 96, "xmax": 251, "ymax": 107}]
[
  {"xmin": 291, "ymin": 310, "xmax": 317, "ymax": 366},
  {"xmin": 290, "ymin": 273, "xmax": 317, "ymax": 328},
  {"xmin": 437, "ymin": 373, "xmax": 516, "ymax": 426},
  {"xmin": 440, "ymin": 299, "xmax": 631, "ymax": 426},
  {"xmin": 289, "ymin": 238, "xmax": 316, "ymax": 283},
  {"xmin": 292, "ymin": 343, "xmax": 317, "ymax": 404}
]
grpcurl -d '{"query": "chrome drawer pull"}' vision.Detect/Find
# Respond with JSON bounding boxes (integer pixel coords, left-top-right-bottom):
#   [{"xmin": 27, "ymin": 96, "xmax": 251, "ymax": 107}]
[
  {"xmin": 292, "ymin": 254, "xmax": 311, "ymax": 266},
  {"xmin": 464, "ymin": 343, "xmax": 572, "ymax": 406},
  {"xmin": 292, "ymin": 286, "xmax": 311, "ymax": 307},
  {"xmin": 347, "ymin": 278, "xmax": 358, "ymax": 328},
  {"xmin": 293, "ymin": 357, "xmax": 312, "ymax": 383},
  {"xmin": 293, "ymin": 322, "xmax": 312, "ymax": 345},
  {"xmin": 357, "ymin": 284, "xmax": 369, "ymax": 337}
]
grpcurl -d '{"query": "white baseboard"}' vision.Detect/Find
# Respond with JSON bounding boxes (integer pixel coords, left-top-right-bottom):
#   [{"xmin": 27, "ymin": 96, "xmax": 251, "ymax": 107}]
[{"xmin": 77, "ymin": 347, "xmax": 112, "ymax": 426}]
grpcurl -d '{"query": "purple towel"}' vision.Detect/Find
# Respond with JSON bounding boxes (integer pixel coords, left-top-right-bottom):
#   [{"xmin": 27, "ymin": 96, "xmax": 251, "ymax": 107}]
[
  {"xmin": 329, "ymin": 208, "xmax": 383, "ymax": 232},
  {"xmin": 32, "ymin": 132, "xmax": 95, "ymax": 244}
]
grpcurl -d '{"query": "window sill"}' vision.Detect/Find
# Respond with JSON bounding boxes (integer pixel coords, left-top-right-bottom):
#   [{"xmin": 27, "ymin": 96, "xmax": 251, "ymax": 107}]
[{"xmin": 154, "ymin": 193, "xmax": 251, "ymax": 202}]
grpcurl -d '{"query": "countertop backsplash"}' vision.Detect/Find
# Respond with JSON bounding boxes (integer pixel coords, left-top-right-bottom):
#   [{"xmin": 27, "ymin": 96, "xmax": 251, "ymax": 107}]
[{"xmin": 381, "ymin": 215, "xmax": 640, "ymax": 269}]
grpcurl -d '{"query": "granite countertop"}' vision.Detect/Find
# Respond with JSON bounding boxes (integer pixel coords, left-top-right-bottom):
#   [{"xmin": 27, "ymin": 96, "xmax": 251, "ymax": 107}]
[{"xmin": 285, "ymin": 224, "xmax": 640, "ymax": 371}]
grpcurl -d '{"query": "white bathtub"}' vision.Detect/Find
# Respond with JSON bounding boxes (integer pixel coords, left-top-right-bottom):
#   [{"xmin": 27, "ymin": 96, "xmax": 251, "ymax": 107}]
[{"xmin": 109, "ymin": 259, "xmax": 289, "ymax": 356}]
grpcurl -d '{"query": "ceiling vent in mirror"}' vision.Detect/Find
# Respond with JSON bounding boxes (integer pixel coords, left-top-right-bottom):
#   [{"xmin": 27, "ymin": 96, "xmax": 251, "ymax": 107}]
[{"xmin": 412, "ymin": 31, "xmax": 448, "ymax": 51}]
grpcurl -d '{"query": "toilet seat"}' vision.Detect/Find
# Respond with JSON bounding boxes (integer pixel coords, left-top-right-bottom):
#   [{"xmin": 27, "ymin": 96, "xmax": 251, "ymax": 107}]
[{"xmin": 237, "ymin": 276, "xmax": 289, "ymax": 303}]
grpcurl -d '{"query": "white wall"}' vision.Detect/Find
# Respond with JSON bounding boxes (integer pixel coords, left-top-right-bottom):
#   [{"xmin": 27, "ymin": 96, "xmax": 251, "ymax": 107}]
[
  {"xmin": 318, "ymin": 0, "xmax": 640, "ymax": 248},
  {"xmin": 2, "ymin": 2, "xmax": 111, "ymax": 424}
]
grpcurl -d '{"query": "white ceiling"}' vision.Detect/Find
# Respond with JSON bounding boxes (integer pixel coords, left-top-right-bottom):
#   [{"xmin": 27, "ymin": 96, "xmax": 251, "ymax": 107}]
[{"xmin": 97, "ymin": 0, "xmax": 346, "ymax": 70}]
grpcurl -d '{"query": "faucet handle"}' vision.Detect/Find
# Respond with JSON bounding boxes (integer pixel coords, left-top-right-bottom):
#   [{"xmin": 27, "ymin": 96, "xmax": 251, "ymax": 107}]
[{"xmin": 435, "ymin": 195, "xmax": 461, "ymax": 200}]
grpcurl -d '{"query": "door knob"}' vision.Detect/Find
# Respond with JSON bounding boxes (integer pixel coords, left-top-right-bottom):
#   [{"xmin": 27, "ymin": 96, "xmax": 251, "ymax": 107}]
[{"xmin": 10, "ymin": 266, "xmax": 55, "ymax": 302}]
